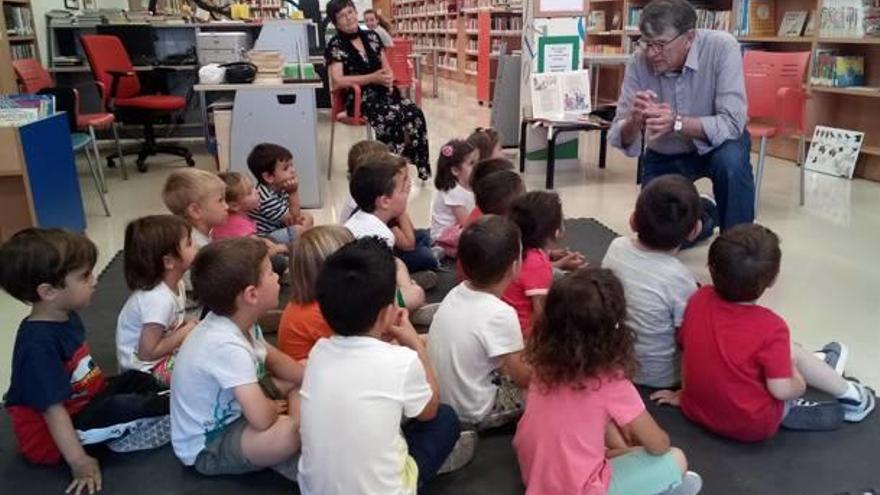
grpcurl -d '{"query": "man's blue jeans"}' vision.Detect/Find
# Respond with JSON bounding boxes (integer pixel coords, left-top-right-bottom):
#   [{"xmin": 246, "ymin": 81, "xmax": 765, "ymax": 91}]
[{"xmin": 641, "ymin": 132, "xmax": 755, "ymax": 236}]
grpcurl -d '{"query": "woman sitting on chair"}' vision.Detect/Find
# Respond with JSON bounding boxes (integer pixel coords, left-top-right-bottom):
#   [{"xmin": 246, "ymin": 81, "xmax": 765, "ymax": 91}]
[{"xmin": 325, "ymin": 0, "xmax": 431, "ymax": 180}]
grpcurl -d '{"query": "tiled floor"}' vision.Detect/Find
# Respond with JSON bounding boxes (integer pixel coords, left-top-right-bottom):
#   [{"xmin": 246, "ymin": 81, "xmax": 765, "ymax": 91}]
[{"xmin": 2, "ymin": 80, "xmax": 879, "ymax": 394}]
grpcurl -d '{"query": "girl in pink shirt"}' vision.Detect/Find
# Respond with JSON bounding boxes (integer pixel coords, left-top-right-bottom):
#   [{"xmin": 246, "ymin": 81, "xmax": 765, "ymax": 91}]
[
  {"xmin": 502, "ymin": 191, "xmax": 586, "ymax": 337},
  {"xmin": 513, "ymin": 268, "xmax": 702, "ymax": 495}
]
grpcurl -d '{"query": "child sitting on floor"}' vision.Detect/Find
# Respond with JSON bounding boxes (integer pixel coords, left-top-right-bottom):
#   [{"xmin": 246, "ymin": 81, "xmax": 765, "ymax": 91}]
[
  {"xmin": 467, "ymin": 127, "xmax": 505, "ymax": 161},
  {"xmin": 430, "ymin": 139, "xmax": 478, "ymax": 248},
  {"xmin": 298, "ymin": 238, "xmax": 467, "ymax": 495},
  {"xmin": 162, "ymin": 168, "xmax": 229, "ymax": 249},
  {"xmin": 278, "ymin": 225, "xmax": 355, "ymax": 362},
  {"xmin": 468, "ymin": 169, "xmax": 525, "ymax": 226},
  {"xmin": 463, "ymin": 157, "xmax": 517, "ymax": 226},
  {"xmin": 171, "ymin": 238, "xmax": 304, "ymax": 477},
  {"xmin": 428, "ymin": 215, "xmax": 531, "ymax": 430},
  {"xmin": 1, "ymin": 229, "xmax": 170, "ymax": 495},
  {"xmin": 246, "ymin": 143, "xmax": 314, "ymax": 245},
  {"xmin": 503, "ymin": 191, "xmax": 586, "ymax": 337},
  {"xmin": 116, "ymin": 215, "xmax": 198, "ymax": 386},
  {"xmin": 601, "ymin": 175, "xmax": 701, "ymax": 388},
  {"xmin": 514, "ymin": 268, "xmax": 702, "ymax": 495},
  {"xmin": 651, "ymin": 224, "xmax": 876, "ymax": 442},
  {"xmin": 338, "ymin": 140, "xmax": 390, "ymax": 223}
]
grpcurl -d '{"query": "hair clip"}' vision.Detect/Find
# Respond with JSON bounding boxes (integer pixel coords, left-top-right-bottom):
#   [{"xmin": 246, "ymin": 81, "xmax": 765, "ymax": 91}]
[{"xmin": 441, "ymin": 144, "xmax": 454, "ymax": 157}]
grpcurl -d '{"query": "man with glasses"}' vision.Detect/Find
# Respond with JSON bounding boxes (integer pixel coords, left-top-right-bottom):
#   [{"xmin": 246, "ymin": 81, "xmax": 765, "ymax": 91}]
[{"xmin": 609, "ymin": 0, "xmax": 752, "ymax": 243}]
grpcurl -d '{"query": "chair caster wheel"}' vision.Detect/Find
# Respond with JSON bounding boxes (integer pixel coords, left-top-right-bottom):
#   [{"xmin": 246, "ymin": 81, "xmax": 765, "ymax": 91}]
[
  {"xmin": 136, "ymin": 158, "xmax": 148, "ymax": 173},
  {"xmin": 185, "ymin": 157, "xmax": 195, "ymax": 167},
  {"xmin": 106, "ymin": 158, "xmax": 117, "ymax": 168}
]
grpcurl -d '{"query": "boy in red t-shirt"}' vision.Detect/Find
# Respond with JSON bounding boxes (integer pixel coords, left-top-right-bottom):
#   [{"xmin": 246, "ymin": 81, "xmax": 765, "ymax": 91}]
[{"xmin": 651, "ymin": 224, "xmax": 875, "ymax": 442}]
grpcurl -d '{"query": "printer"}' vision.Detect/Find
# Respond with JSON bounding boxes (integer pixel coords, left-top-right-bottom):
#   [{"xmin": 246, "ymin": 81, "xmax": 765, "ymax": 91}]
[{"xmin": 196, "ymin": 32, "xmax": 250, "ymax": 65}]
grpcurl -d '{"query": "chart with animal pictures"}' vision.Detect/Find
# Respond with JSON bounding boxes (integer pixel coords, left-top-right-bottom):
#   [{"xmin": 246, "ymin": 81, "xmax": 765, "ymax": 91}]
[{"xmin": 804, "ymin": 126, "xmax": 864, "ymax": 179}]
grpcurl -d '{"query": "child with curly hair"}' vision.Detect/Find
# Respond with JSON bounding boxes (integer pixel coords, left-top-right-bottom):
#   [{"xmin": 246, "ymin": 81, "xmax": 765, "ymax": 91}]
[{"xmin": 514, "ymin": 268, "xmax": 702, "ymax": 495}]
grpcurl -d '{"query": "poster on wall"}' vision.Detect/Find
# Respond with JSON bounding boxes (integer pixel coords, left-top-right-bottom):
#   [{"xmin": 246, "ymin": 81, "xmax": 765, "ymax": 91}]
[
  {"xmin": 531, "ymin": 69, "xmax": 592, "ymax": 122},
  {"xmin": 537, "ymin": 36, "xmax": 581, "ymax": 73},
  {"xmin": 804, "ymin": 125, "xmax": 864, "ymax": 179}
]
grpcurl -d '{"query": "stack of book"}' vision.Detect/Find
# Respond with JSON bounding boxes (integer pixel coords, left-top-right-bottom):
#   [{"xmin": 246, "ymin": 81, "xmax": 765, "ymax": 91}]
[
  {"xmin": 0, "ymin": 95, "xmax": 55, "ymax": 127},
  {"xmin": 811, "ymin": 50, "xmax": 865, "ymax": 86},
  {"xmin": 3, "ymin": 4, "xmax": 34, "ymax": 36},
  {"xmin": 695, "ymin": 9, "xmax": 732, "ymax": 30}
]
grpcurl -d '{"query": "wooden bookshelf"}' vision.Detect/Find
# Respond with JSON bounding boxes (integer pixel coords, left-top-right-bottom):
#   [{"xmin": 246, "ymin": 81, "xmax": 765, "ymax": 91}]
[
  {"xmin": 1, "ymin": 0, "xmax": 39, "ymax": 93},
  {"xmin": 392, "ymin": 0, "xmax": 522, "ymax": 90}
]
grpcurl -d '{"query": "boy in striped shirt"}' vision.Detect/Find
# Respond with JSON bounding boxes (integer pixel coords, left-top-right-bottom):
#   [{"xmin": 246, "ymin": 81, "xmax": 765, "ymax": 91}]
[{"xmin": 246, "ymin": 143, "xmax": 314, "ymax": 245}]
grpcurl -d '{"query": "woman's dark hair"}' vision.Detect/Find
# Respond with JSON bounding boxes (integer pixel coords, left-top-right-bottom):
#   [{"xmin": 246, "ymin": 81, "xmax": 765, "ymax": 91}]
[
  {"xmin": 124, "ymin": 215, "xmax": 191, "ymax": 291},
  {"xmin": 434, "ymin": 139, "xmax": 476, "ymax": 191},
  {"xmin": 708, "ymin": 223, "xmax": 781, "ymax": 302},
  {"xmin": 633, "ymin": 175, "xmax": 701, "ymax": 250},
  {"xmin": 508, "ymin": 191, "xmax": 563, "ymax": 250},
  {"xmin": 467, "ymin": 127, "xmax": 501, "ymax": 160},
  {"xmin": 326, "ymin": 0, "xmax": 356, "ymax": 26},
  {"xmin": 639, "ymin": 0, "xmax": 696, "ymax": 37},
  {"xmin": 192, "ymin": 238, "xmax": 269, "ymax": 317},
  {"xmin": 458, "ymin": 215, "xmax": 521, "ymax": 287},
  {"xmin": 474, "ymin": 170, "xmax": 525, "ymax": 215},
  {"xmin": 316, "ymin": 237, "xmax": 397, "ymax": 337},
  {"xmin": 525, "ymin": 268, "xmax": 638, "ymax": 391},
  {"xmin": 0, "ymin": 228, "xmax": 97, "ymax": 303}
]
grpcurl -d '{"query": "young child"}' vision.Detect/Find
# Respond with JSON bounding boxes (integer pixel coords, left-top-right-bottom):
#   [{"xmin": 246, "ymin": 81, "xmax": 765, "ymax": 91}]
[
  {"xmin": 514, "ymin": 268, "xmax": 702, "ymax": 495},
  {"xmin": 430, "ymin": 139, "xmax": 478, "ymax": 243},
  {"xmin": 467, "ymin": 127, "xmax": 504, "ymax": 160},
  {"xmin": 338, "ymin": 140, "xmax": 391, "ymax": 223},
  {"xmin": 469, "ymin": 169, "xmax": 525, "ymax": 226},
  {"xmin": 246, "ymin": 143, "xmax": 315, "ymax": 245},
  {"xmin": 344, "ymin": 156, "xmax": 436, "ymax": 321},
  {"xmin": 298, "ymin": 237, "xmax": 464, "ymax": 494},
  {"xmin": 601, "ymin": 175, "xmax": 701, "ymax": 388},
  {"xmin": 116, "ymin": 215, "xmax": 198, "ymax": 386},
  {"xmin": 502, "ymin": 191, "xmax": 586, "ymax": 337},
  {"xmin": 162, "ymin": 168, "xmax": 229, "ymax": 249},
  {"xmin": 651, "ymin": 224, "xmax": 876, "ymax": 442},
  {"xmin": 1, "ymin": 229, "xmax": 169, "ymax": 495},
  {"xmin": 428, "ymin": 215, "xmax": 531, "ymax": 429},
  {"xmin": 463, "ymin": 157, "xmax": 517, "ymax": 226},
  {"xmin": 171, "ymin": 237, "xmax": 304, "ymax": 476},
  {"xmin": 278, "ymin": 225, "xmax": 355, "ymax": 362}
]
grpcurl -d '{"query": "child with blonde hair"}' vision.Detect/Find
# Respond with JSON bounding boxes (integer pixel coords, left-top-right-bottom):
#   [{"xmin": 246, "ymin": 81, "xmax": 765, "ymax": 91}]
[
  {"xmin": 162, "ymin": 168, "xmax": 228, "ymax": 248},
  {"xmin": 117, "ymin": 215, "xmax": 199, "ymax": 386},
  {"xmin": 515, "ymin": 268, "xmax": 702, "ymax": 495}
]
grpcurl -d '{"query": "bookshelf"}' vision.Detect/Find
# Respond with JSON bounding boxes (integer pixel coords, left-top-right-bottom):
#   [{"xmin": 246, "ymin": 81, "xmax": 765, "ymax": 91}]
[
  {"xmin": 1, "ymin": 0, "xmax": 38, "ymax": 93},
  {"xmin": 391, "ymin": 0, "xmax": 522, "ymax": 91},
  {"xmin": 583, "ymin": 0, "xmax": 880, "ymax": 180}
]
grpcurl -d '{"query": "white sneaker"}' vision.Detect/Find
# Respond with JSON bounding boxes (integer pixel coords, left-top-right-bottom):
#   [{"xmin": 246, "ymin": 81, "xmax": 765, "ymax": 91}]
[
  {"xmin": 410, "ymin": 303, "xmax": 440, "ymax": 327},
  {"xmin": 437, "ymin": 430, "xmax": 478, "ymax": 475},
  {"xmin": 663, "ymin": 471, "xmax": 703, "ymax": 495}
]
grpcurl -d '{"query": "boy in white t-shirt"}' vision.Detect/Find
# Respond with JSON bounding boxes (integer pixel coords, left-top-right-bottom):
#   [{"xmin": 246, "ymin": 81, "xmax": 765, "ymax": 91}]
[
  {"xmin": 344, "ymin": 155, "xmax": 409, "ymax": 249},
  {"xmin": 171, "ymin": 238, "xmax": 304, "ymax": 477},
  {"xmin": 428, "ymin": 215, "xmax": 532, "ymax": 430},
  {"xmin": 602, "ymin": 175, "xmax": 702, "ymax": 388},
  {"xmin": 298, "ymin": 238, "xmax": 467, "ymax": 495}
]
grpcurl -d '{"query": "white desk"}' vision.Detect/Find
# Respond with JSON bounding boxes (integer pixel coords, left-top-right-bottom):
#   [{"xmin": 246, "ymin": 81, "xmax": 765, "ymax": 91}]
[{"xmin": 194, "ymin": 80, "xmax": 324, "ymax": 207}]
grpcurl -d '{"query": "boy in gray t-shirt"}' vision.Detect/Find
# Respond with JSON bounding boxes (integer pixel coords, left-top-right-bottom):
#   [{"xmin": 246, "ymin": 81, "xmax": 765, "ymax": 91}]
[{"xmin": 602, "ymin": 175, "xmax": 703, "ymax": 388}]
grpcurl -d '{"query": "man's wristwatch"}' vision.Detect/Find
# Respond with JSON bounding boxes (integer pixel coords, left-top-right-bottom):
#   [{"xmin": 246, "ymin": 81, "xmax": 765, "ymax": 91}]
[{"xmin": 673, "ymin": 114, "xmax": 684, "ymax": 133}]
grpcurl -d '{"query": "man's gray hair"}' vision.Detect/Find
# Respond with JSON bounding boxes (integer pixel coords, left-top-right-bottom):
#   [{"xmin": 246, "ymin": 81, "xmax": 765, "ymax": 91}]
[{"xmin": 639, "ymin": 0, "xmax": 697, "ymax": 37}]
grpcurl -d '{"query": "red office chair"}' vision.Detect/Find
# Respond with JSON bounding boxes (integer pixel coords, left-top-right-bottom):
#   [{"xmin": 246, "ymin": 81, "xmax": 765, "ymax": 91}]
[
  {"xmin": 387, "ymin": 38, "xmax": 421, "ymax": 105},
  {"xmin": 742, "ymin": 50, "xmax": 811, "ymax": 211},
  {"xmin": 12, "ymin": 58, "xmax": 128, "ymax": 182},
  {"xmin": 80, "ymin": 34, "xmax": 194, "ymax": 173},
  {"xmin": 328, "ymin": 84, "xmax": 373, "ymax": 180}
]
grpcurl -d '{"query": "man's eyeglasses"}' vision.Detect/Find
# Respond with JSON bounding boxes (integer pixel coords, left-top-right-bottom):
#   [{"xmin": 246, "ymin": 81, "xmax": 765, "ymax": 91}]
[{"xmin": 636, "ymin": 31, "xmax": 686, "ymax": 53}]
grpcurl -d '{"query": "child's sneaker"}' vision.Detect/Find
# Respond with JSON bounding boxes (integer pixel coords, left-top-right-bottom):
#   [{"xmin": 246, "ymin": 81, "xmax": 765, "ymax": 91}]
[
  {"xmin": 430, "ymin": 246, "xmax": 446, "ymax": 263},
  {"xmin": 437, "ymin": 430, "xmax": 478, "ymax": 475},
  {"xmin": 106, "ymin": 415, "xmax": 171, "ymax": 453},
  {"xmin": 840, "ymin": 379, "xmax": 876, "ymax": 422},
  {"xmin": 665, "ymin": 471, "xmax": 703, "ymax": 495},
  {"xmin": 411, "ymin": 270, "xmax": 438, "ymax": 291},
  {"xmin": 814, "ymin": 341, "xmax": 848, "ymax": 376},
  {"xmin": 411, "ymin": 303, "xmax": 440, "ymax": 328}
]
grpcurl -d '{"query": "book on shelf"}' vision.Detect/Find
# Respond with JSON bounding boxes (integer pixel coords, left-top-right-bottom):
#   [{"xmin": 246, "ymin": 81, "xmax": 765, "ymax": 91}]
[
  {"xmin": 819, "ymin": 0, "xmax": 864, "ymax": 38},
  {"xmin": 811, "ymin": 49, "xmax": 865, "ymax": 87},
  {"xmin": 731, "ymin": 0, "xmax": 775, "ymax": 36},
  {"xmin": 587, "ymin": 11, "xmax": 606, "ymax": 33},
  {"xmin": 3, "ymin": 4, "xmax": 34, "ymax": 36},
  {"xmin": 0, "ymin": 95, "xmax": 55, "ymax": 127},
  {"xmin": 778, "ymin": 11, "xmax": 808, "ymax": 36},
  {"xmin": 804, "ymin": 10, "xmax": 817, "ymax": 36},
  {"xmin": 627, "ymin": 6, "xmax": 642, "ymax": 29},
  {"xmin": 863, "ymin": 1, "xmax": 880, "ymax": 36}
]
